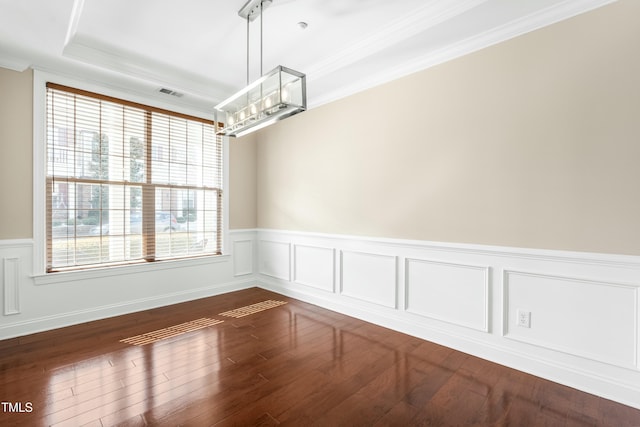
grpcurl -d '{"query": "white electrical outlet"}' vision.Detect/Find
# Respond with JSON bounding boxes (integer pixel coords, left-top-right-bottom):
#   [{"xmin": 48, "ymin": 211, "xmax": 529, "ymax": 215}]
[{"xmin": 517, "ymin": 309, "xmax": 531, "ymax": 328}]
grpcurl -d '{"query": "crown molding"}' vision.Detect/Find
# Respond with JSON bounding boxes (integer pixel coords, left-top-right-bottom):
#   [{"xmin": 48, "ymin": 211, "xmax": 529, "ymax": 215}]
[
  {"xmin": 309, "ymin": 0, "xmax": 617, "ymax": 108},
  {"xmin": 0, "ymin": 42, "xmax": 33, "ymax": 72},
  {"xmin": 305, "ymin": 0, "xmax": 489, "ymax": 83}
]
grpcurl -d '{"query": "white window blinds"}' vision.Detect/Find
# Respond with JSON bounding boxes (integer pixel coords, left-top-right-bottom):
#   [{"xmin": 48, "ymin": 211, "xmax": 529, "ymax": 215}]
[{"xmin": 46, "ymin": 83, "xmax": 223, "ymax": 272}]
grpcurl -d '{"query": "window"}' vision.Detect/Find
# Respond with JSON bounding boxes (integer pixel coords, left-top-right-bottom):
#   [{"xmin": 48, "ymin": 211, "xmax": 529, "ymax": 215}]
[{"xmin": 46, "ymin": 83, "xmax": 223, "ymax": 272}]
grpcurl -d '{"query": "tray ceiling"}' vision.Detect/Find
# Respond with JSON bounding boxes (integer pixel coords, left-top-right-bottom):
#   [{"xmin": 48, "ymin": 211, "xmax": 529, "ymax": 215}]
[{"xmin": 0, "ymin": 0, "xmax": 615, "ymax": 113}]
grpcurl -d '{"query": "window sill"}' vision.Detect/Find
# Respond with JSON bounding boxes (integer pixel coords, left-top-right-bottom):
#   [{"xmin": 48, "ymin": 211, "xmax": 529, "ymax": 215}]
[{"xmin": 33, "ymin": 254, "xmax": 230, "ymax": 286}]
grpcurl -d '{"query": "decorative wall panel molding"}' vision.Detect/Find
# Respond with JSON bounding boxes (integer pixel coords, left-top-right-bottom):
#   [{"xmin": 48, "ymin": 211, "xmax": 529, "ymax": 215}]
[
  {"xmin": 340, "ymin": 250, "xmax": 397, "ymax": 308},
  {"xmin": 293, "ymin": 244, "xmax": 335, "ymax": 292},
  {"xmin": 2, "ymin": 230, "xmax": 640, "ymax": 409},
  {"xmin": 406, "ymin": 258, "xmax": 489, "ymax": 332},
  {"xmin": 255, "ymin": 228, "xmax": 640, "ymax": 410},
  {"xmin": 0, "ymin": 231, "xmax": 255, "ymax": 340},
  {"xmin": 3, "ymin": 257, "xmax": 20, "ymax": 315},
  {"xmin": 503, "ymin": 270, "xmax": 638, "ymax": 369},
  {"xmin": 233, "ymin": 239, "xmax": 254, "ymax": 277},
  {"xmin": 259, "ymin": 240, "xmax": 291, "ymax": 281}
]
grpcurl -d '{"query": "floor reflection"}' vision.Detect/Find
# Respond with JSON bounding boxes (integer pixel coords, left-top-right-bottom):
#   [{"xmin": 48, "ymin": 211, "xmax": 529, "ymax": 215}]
[{"xmin": 3, "ymin": 289, "xmax": 636, "ymax": 426}]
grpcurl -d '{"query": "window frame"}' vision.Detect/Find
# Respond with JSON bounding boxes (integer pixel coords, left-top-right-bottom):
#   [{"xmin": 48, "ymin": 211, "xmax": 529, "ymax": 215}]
[{"xmin": 33, "ymin": 70, "xmax": 230, "ymax": 282}]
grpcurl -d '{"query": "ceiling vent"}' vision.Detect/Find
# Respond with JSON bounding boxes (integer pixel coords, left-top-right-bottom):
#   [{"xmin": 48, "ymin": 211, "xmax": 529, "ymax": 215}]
[{"xmin": 158, "ymin": 87, "xmax": 184, "ymax": 97}]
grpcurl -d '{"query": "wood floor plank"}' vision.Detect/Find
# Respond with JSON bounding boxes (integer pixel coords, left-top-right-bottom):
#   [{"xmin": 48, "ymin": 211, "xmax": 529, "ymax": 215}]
[
  {"xmin": 1, "ymin": 287, "xmax": 639, "ymax": 426},
  {"xmin": 413, "ymin": 369, "xmax": 490, "ymax": 426},
  {"xmin": 372, "ymin": 400, "xmax": 420, "ymax": 427},
  {"xmin": 403, "ymin": 350, "xmax": 468, "ymax": 408},
  {"xmin": 210, "ymin": 369, "xmax": 330, "ymax": 427}
]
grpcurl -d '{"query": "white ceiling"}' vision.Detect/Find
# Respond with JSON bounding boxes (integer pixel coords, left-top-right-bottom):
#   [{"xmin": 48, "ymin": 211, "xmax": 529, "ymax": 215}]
[{"xmin": 0, "ymin": 0, "xmax": 615, "ymax": 114}]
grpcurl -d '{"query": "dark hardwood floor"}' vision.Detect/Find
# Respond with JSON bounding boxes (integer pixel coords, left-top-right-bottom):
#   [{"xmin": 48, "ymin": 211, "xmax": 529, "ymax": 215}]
[{"xmin": 1, "ymin": 287, "xmax": 639, "ymax": 426}]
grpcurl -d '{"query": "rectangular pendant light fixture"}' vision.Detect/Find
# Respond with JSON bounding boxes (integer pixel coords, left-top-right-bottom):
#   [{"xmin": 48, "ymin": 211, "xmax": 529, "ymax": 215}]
[
  {"xmin": 214, "ymin": 65, "xmax": 306, "ymax": 138},
  {"xmin": 214, "ymin": 0, "xmax": 307, "ymax": 138}
]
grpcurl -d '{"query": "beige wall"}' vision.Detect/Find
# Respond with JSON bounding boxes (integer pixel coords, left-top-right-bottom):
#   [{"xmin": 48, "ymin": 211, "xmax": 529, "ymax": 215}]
[
  {"xmin": 0, "ymin": 67, "xmax": 257, "ymax": 240},
  {"xmin": 229, "ymin": 132, "xmax": 257, "ymax": 229},
  {"xmin": 257, "ymin": 0, "xmax": 640, "ymax": 256},
  {"xmin": 0, "ymin": 68, "xmax": 32, "ymax": 239},
  {"xmin": 2, "ymin": 1, "xmax": 638, "ymax": 253}
]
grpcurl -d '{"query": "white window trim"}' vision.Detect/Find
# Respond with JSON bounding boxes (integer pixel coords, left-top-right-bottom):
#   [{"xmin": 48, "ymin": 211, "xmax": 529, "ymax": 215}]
[{"xmin": 32, "ymin": 69, "xmax": 230, "ymax": 280}]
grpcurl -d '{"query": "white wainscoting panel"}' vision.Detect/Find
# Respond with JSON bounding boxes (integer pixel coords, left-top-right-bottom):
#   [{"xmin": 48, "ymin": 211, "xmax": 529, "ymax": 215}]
[
  {"xmin": 255, "ymin": 229, "xmax": 640, "ymax": 410},
  {"xmin": 294, "ymin": 244, "xmax": 335, "ymax": 292},
  {"xmin": 406, "ymin": 258, "xmax": 489, "ymax": 332},
  {"xmin": 259, "ymin": 240, "xmax": 291, "ymax": 281},
  {"xmin": 233, "ymin": 239, "xmax": 254, "ymax": 277},
  {"xmin": 504, "ymin": 270, "xmax": 638, "ymax": 369},
  {"xmin": 341, "ymin": 250, "xmax": 397, "ymax": 308},
  {"xmin": 6, "ymin": 229, "xmax": 639, "ymax": 409},
  {"xmin": 3, "ymin": 257, "xmax": 20, "ymax": 315},
  {"xmin": 0, "ymin": 232, "xmax": 255, "ymax": 340}
]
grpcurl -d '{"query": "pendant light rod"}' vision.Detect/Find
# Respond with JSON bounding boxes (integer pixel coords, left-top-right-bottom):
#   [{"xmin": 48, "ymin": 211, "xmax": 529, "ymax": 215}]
[
  {"xmin": 260, "ymin": 0, "xmax": 264, "ymax": 76},
  {"xmin": 241, "ymin": 0, "xmax": 270, "ymax": 82},
  {"xmin": 246, "ymin": 16, "xmax": 250, "ymax": 85}
]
